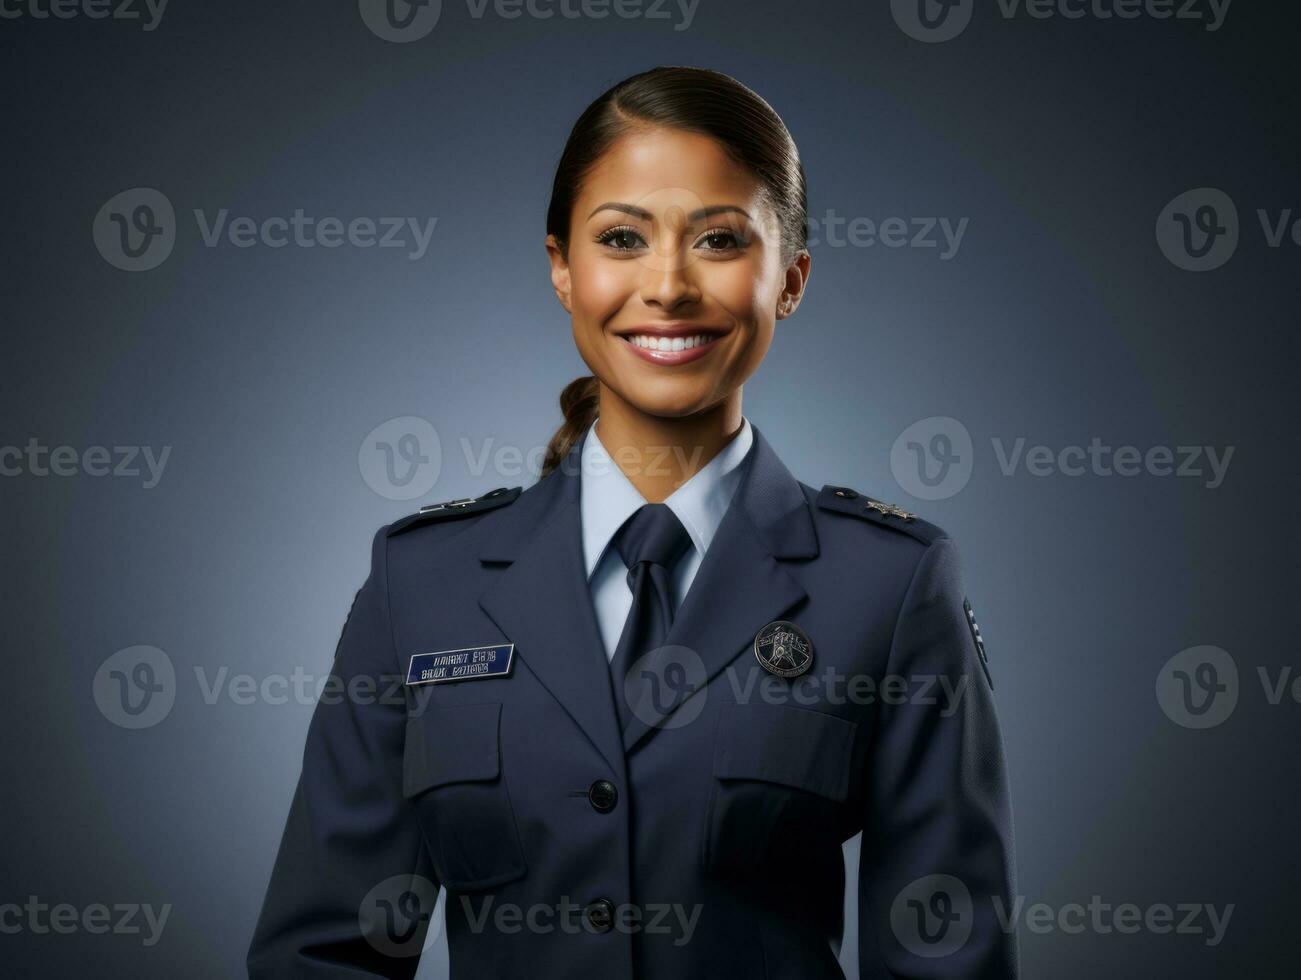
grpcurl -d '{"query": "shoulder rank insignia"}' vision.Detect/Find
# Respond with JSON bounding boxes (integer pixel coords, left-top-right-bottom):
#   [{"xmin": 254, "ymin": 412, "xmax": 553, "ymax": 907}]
[
  {"xmin": 386, "ymin": 485, "xmax": 522, "ymax": 537},
  {"xmin": 864, "ymin": 499, "xmax": 916, "ymax": 521},
  {"xmin": 815, "ymin": 485, "xmax": 943, "ymax": 546}
]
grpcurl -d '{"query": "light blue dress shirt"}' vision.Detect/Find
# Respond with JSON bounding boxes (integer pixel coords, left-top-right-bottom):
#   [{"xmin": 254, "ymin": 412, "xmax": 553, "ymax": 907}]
[{"xmin": 579, "ymin": 415, "xmax": 755, "ymax": 661}]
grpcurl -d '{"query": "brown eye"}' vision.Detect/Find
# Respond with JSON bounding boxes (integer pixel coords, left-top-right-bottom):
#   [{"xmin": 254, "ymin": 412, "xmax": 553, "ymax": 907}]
[
  {"xmin": 697, "ymin": 228, "xmax": 743, "ymax": 251},
  {"xmin": 596, "ymin": 226, "xmax": 646, "ymax": 251}
]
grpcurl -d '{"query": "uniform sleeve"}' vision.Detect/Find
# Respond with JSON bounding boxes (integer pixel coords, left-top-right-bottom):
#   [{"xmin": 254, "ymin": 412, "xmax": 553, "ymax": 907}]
[
  {"xmin": 247, "ymin": 526, "xmax": 437, "ymax": 979},
  {"xmin": 857, "ymin": 535, "xmax": 1018, "ymax": 978}
]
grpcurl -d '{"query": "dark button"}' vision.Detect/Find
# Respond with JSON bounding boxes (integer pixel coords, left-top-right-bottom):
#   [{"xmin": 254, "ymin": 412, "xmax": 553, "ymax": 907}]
[
  {"xmin": 587, "ymin": 779, "xmax": 618, "ymax": 813},
  {"xmin": 584, "ymin": 898, "xmax": 614, "ymax": 933},
  {"xmin": 833, "ymin": 487, "xmax": 858, "ymax": 499}
]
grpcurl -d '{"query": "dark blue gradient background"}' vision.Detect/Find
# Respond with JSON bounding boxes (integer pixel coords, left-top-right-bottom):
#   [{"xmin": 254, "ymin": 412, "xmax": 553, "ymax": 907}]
[{"xmin": 2, "ymin": 1, "xmax": 1297, "ymax": 977}]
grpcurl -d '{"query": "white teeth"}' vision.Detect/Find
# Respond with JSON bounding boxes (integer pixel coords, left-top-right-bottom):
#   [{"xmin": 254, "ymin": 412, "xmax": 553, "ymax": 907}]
[{"xmin": 627, "ymin": 333, "xmax": 715, "ymax": 351}]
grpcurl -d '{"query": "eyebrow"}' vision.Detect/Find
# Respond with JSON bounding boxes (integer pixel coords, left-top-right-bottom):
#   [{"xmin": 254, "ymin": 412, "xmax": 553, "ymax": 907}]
[{"xmin": 586, "ymin": 202, "xmax": 752, "ymax": 222}]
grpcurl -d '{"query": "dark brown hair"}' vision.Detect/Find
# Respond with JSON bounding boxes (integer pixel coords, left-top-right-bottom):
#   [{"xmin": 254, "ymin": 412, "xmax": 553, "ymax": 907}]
[{"xmin": 539, "ymin": 66, "xmax": 808, "ymax": 477}]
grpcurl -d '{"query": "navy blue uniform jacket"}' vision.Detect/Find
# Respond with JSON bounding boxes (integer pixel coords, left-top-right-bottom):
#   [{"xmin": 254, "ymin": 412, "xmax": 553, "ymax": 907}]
[{"xmin": 248, "ymin": 423, "xmax": 1018, "ymax": 978}]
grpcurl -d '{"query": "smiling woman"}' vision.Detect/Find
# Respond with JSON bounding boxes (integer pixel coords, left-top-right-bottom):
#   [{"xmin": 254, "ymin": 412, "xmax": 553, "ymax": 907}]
[
  {"xmin": 540, "ymin": 70, "xmax": 810, "ymax": 483},
  {"xmin": 248, "ymin": 66, "xmax": 1018, "ymax": 980}
]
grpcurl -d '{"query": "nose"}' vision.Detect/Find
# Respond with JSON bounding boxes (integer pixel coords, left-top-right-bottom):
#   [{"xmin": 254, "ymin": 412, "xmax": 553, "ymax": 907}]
[
  {"xmin": 638, "ymin": 241, "xmax": 700, "ymax": 312},
  {"xmin": 640, "ymin": 264, "xmax": 698, "ymax": 311}
]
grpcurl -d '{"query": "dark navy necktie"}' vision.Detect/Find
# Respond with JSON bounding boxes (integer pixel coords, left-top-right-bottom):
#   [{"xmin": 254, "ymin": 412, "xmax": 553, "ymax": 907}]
[{"xmin": 608, "ymin": 503, "xmax": 693, "ymax": 734}]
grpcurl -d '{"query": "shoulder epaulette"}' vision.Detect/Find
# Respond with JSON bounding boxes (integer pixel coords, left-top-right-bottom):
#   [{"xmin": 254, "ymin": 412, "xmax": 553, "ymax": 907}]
[
  {"xmin": 815, "ymin": 484, "xmax": 945, "ymax": 546},
  {"xmin": 386, "ymin": 486, "xmax": 522, "ymax": 537}
]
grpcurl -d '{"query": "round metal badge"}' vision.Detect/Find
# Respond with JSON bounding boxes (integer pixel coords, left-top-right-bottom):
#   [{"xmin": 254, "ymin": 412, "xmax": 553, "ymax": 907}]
[{"xmin": 753, "ymin": 620, "xmax": 814, "ymax": 678}]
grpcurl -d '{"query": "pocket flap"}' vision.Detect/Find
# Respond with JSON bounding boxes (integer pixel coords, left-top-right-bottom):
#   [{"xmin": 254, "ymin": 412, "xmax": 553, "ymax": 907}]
[
  {"xmin": 713, "ymin": 702, "xmax": 856, "ymax": 801},
  {"xmin": 403, "ymin": 701, "xmax": 502, "ymax": 797}
]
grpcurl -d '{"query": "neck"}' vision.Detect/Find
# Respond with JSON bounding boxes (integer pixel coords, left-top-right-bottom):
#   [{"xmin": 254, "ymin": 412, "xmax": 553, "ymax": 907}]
[{"xmin": 593, "ymin": 388, "xmax": 743, "ymax": 503}]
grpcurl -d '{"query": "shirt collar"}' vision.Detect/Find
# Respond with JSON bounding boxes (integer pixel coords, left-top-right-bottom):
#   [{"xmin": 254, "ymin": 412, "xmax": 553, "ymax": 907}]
[{"xmin": 579, "ymin": 415, "xmax": 754, "ymax": 580}]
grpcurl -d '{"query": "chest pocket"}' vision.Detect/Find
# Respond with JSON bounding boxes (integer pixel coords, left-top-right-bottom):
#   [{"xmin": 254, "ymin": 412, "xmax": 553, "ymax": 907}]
[
  {"xmin": 702, "ymin": 702, "xmax": 857, "ymax": 881},
  {"xmin": 403, "ymin": 701, "xmax": 528, "ymax": 892}
]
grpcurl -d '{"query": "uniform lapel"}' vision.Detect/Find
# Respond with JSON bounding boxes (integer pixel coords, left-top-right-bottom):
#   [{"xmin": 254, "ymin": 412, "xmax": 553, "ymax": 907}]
[
  {"xmin": 476, "ymin": 422, "xmax": 820, "ymax": 766},
  {"xmin": 476, "ymin": 431, "xmax": 628, "ymax": 778},
  {"xmin": 619, "ymin": 424, "xmax": 820, "ymax": 754}
]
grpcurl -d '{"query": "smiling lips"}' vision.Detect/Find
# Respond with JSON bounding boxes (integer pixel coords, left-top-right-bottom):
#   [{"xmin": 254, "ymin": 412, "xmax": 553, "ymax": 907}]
[{"xmin": 615, "ymin": 328, "xmax": 727, "ymax": 366}]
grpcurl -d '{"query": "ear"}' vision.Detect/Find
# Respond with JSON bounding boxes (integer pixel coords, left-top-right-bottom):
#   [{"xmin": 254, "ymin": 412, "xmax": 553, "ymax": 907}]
[
  {"xmin": 545, "ymin": 234, "xmax": 573, "ymax": 314},
  {"xmin": 775, "ymin": 250, "xmax": 811, "ymax": 320}
]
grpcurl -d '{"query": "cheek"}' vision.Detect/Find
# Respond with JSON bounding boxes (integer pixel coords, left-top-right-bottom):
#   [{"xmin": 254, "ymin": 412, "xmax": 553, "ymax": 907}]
[
  {"xmin": 569, "ymin": 255, "xmax": 634, "ymax": 324},
  {"xmin": 703, "ymin": 256, "xmax": 771, "ymax": 322}
]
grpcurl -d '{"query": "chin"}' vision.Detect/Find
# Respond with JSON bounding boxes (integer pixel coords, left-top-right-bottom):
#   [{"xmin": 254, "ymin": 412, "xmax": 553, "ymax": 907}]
[{"xmin": 620, "ymin": 390, "xmax": 714, "ymax": 420}]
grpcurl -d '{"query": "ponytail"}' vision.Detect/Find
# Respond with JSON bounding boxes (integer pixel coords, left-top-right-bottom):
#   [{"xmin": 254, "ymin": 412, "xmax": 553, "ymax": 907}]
[{"xmin": 541, "ymin": 375, "xmax": 600, "ymax": 478}]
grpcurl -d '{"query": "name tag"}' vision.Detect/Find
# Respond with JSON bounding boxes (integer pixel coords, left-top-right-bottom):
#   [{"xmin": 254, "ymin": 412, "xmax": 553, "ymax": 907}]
[{"xmin": 406, "ymin": 643, "xmax": 515, "ymax": 686}]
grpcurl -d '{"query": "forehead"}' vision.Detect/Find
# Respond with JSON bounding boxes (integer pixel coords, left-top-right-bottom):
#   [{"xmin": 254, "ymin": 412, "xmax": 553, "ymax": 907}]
[{"xmin": 576, "ymin": 126, "xmax": 763, "ymax": 212}]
